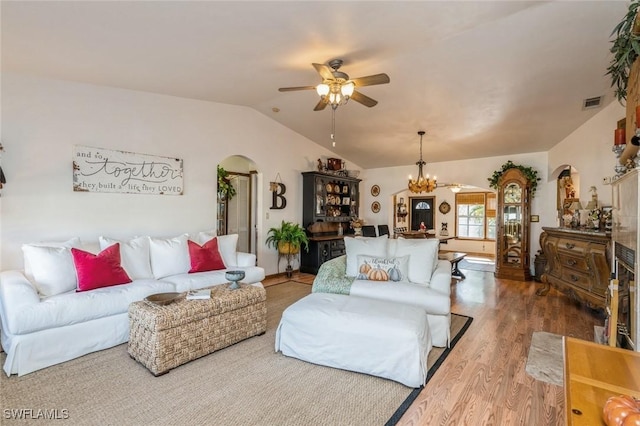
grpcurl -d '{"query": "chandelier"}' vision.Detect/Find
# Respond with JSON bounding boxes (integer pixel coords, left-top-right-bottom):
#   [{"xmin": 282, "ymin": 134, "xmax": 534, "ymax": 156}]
[
  {"xmin": 408, "ymin": 131, "xmax": 437, "ymax": 193},
  {"xmin": 316, "ymin": 80, "xmax": 355, "ymax": 110}
]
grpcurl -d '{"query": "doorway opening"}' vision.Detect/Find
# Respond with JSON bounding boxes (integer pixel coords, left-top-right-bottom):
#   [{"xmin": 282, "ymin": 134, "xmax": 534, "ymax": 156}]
[
  {"xmin": 410, "ymin": 197, "xmax": 434, "ymax": 231},
  {"xmin": 218, "ymin": 156, "xmax": 258, "ymax": 255}
]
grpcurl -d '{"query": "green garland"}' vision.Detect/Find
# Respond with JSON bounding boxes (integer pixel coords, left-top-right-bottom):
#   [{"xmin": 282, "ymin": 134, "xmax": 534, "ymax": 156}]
[
  {"xmin": 488, "ymin": 161, "xmax": 541, "ymax": 198},
  {"xmin": 607, "ymin": 0, "xmax": 640, "ymax": 103},
  {"xmin": 217, "ymin": 165, "xmax": 237, "ymax": 201}
]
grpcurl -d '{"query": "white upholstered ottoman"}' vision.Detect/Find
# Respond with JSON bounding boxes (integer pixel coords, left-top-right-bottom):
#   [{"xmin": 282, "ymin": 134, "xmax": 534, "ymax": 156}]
[{"xmin": 275, "ymin": 293, "xmax": 432, "ymax": 387}]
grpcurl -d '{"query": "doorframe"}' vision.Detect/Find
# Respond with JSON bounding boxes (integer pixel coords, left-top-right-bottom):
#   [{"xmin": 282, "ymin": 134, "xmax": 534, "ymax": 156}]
[
  {"xmin": 227, "ymin": 171, "xmax": 253, "ymax": 254},
  {"xmin": 408, "ymin": 196, "xmax": 435, "ymax": 231}
]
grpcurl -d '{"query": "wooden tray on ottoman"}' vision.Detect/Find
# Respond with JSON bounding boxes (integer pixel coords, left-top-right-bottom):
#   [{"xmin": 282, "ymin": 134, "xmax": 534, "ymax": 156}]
[{"xmin": 128, "ymin": 284, "xmax": 266, "ymax": 376}]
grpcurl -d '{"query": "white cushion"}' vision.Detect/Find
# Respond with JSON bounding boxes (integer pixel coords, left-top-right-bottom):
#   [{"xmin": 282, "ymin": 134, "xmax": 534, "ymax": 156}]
[
  {"xmin": 197, "ymin": 232, "xmax": 239, "ymax": 267},
  {"xmin": 148, "ymin": 234, "xmax": 190, "ymax": 279},
  {"xmin": 23, "ymin": 237, "xmax": 81, "ymax": 282},
  {"xmin": 22, "ymin": 238, "xmax": 82, "ymax": 297},
  {"xmin": 160, "ymin": 266, "xmax": 265, "ymax": 292},
  {"xmin": 9, "ymin": 279, "xmax": 175, "ymax": 335},
  {"xmin": 350, "ymin": 279, "xmax": 450, "ymax": 315},
  {"xmin": 99, "ymin": 236, "xmax": 153, "ymax": 280},
  {"xmin": 355, "ymin": 255, "xmax": 409, "ymax": 282},
  {"xmin": 344, "ymin": 236, "xmax": 388, "ymax": 277},
  {"xmin": 394, "ymin": 238, "xmax": 440, "ymax": 285},
  {"xmin": 275, "ymin": 293, "xmax": 432, "ymax": 388}
]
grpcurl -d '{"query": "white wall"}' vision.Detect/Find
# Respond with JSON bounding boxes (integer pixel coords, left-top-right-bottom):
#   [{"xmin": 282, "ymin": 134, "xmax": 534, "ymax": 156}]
[
  {"xmin": 363, "ymin": 101, "xmax": 624, "ymax": 263},
  {"xmin": 548, "ymin": 101, "xmax": 625, "ymax": 213},
  {"xmin": 362, "ymin": 152, "xmax": 548, "ymax": 257},
  {"xmin": 0, "ymin": 73, "xmax": 625, "ymax": 275},
  {"xmin": 0, "ymin": 73, "xmax": 362, "ymax": 274}
]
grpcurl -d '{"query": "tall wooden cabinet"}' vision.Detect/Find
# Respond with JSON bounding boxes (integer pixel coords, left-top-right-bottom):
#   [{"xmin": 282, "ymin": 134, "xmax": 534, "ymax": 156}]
[
  {"xmin": 495, "ymin": 167, "xmax": 532, "ymax": 281},
  {"xmin": 300, "ymin": 172, "xmax": 361, "ymax": 274}
]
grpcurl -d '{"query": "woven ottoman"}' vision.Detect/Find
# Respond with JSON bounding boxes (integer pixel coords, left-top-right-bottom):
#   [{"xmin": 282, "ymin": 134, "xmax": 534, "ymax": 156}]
[
  {"xmin": 129, "ymin": 284, "xmax": 266, "ymax": 376},
  {"xmin": 275, "ymin": 293, "xmax": 432, "ymax": 387}
]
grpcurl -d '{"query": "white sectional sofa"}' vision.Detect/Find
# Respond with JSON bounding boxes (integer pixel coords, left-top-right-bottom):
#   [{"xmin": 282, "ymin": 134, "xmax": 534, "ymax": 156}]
[
  {"xmin": 311, "ymin": 236, "xmax": 452, "ymax": 347},
  {"xmin": 0, "ymin": 232, "xmax": 264, "ymax": 376}
]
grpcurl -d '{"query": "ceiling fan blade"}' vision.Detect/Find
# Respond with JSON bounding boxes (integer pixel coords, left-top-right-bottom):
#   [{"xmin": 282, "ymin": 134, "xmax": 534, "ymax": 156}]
[
  {"xmin": 351, "ymin": 73, "xmax": 390, "ymax": 87},
  {"xmin": 278, "ymin": 86, "xmax": 316, "ymax": 92},
  {"xmin": 313, "ymin": 63, "xmax": 335, "ymax": 81},
  {"xmin": 313, "ymin": 97, "xmax": 329, "ymax": 111},
  {"xmin": 350, "ymin": 90, "xmax": 378, "ymax": 108}
]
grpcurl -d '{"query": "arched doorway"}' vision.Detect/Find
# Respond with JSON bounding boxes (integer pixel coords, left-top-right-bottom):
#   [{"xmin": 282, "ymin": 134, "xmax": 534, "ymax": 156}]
[{"xmin": 218, "ymin": 156, "xmax": 258, "ymax": 255}]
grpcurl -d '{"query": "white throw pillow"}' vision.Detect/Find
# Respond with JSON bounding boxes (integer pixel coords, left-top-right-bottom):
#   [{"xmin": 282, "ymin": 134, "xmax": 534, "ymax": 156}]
[
  {"xmin": 356, "ymin": 255, "xmax": 409, "ymax": 282},
  {"xmin": 197, "ymin": 232, "xmax": 238, "ymax": 267},
  {"xmin": 23, "ymin": 237, "xmax": 81, "ymax": 281},
  {"xmin": 99, "ymin": 236, "xmax": 153, "ymax": 280},
  {"xmin": 394, "ymin": 238, "xmax": 440, "ymax": 285},
  {"xmin": 148, "ymin": 234, "xmax": 190, "ymax": 279},
  {"xmin": 344, "ymin": 236, "xmax": 388, "ymax": 277},
  {"xmin": 22, "ymin": 237, "xmax": 82, "ymax": 297}
]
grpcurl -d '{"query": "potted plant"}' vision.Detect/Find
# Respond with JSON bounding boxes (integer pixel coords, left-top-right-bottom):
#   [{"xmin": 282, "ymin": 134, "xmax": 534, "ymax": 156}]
[
  {"xmin": 265, "ymin": 221, "xmax": 309, "ymax": 277},
  {"xmin": 607, "ymin": 1, "xmax": 640, "ymax": 103},
  {"xmin": 217, "ymin": 165, "xmax": 236, "ymax": 201}
]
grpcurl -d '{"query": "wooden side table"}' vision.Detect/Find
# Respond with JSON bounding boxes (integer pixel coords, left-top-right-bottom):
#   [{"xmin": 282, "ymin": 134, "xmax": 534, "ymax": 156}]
[
  {"xmin": 564, "ymin": 337, "xmax": 640, "ymax": 425},
  {"xmin": 438, "ymin": 252, "xmax": 467, "ymax": 280}
]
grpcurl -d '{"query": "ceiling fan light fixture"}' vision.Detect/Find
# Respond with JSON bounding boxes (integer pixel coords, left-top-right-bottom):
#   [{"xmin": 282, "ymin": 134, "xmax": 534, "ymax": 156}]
[
  {"xmin": 316, "ymin": 83, "xmax": 330, "ymax": 97},
  {"xmin": 341, "ymin": 81, "xmax": 355, "ymax": 98},
  {"xmin": 450, "ymin": 185, "xmax": 462, "ymax": 193},
  {"xmin": 408, "ymin": 130, "xmax": 438, "ymax": 194}
]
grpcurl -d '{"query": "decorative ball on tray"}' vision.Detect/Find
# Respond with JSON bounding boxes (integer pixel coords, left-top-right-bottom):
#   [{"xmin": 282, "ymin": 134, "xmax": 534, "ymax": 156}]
[{"xmin": 225, "ymin": 270, "xmax": 245, "ymax": 290}]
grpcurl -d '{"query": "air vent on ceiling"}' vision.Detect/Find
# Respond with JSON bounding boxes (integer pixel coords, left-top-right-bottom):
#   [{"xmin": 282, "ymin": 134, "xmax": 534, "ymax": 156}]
[{"xmin": 582, "ymin": 96, "xmax": 603, "ymax": 110}]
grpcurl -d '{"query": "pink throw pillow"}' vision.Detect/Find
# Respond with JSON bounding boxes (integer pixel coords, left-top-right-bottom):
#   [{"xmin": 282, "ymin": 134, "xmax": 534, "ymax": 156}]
[
  {"xmin": 188, "ymin": 238, "xmax": 226, "ymax": 273},
  {"xmin": 72, "ymin": 243, "xmax": 132, "ymax": 292}
]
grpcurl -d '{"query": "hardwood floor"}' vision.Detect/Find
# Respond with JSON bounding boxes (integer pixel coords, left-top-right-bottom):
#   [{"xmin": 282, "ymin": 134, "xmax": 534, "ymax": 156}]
[{"xmin": 263, "ymin": 268, "xmax": 602, "ymax": 425}]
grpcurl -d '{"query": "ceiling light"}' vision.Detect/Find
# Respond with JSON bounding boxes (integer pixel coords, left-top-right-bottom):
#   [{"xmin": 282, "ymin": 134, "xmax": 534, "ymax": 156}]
[
  {"xmin": 450, "ymin": 185, "xmax": 462, "ymax": 193},
  {"xmin": 317, "ymin": 81, "xmax": 354, "ymax": 110},
  {"xmin": 408, "ymin": 131, "xmax": 437, "ymax": 193}
]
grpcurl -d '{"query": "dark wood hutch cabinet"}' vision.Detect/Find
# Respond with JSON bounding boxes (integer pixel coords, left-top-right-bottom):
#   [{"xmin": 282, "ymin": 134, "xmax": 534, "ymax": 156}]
[
  {"xmin": 300, "ymin": 171, "xmax": 361, "ymax": 274},
  {"xmin": 495, "ymin": 167, "xmax": 532, "ymax": 281}
]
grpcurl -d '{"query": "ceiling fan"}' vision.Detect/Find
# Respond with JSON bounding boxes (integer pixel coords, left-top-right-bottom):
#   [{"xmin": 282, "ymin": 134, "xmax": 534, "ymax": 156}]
[
  {"xmin": 279, "ymin": 59, "xmax": 390, "ymax": 111},
  {"xmin": 437, "ymin": 183, "xmax": 477, "ymax": 193}
]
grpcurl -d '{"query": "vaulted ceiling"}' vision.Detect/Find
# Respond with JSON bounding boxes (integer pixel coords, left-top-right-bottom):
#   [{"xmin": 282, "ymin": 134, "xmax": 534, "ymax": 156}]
[{"xmin": 1, "ymin": 1, "xmax": 628, "ymax": 169}]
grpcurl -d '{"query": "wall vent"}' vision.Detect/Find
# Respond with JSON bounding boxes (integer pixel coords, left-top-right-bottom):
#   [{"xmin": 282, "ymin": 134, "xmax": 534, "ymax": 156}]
[{"xmin": 583, "ymin": 96, "xmax": 603, "ymax": 110}]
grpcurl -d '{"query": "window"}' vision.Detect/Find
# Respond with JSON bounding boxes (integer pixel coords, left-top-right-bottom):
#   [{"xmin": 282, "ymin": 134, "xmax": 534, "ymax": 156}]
[{"xmin": 456, "ymin": 192, "xmax": 496, "ymax": 240}]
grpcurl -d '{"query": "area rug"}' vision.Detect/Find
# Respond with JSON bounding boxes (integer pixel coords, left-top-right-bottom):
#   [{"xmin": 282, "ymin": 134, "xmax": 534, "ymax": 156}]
[
  {"xmin": 0, "ymin": 281, "xmax": 472, "ymax": 426},
  {"xmin": 525, "ymin": 331, "xmax": 564, "ymax": 386},
  {"xmin": 458, "ymin": 256, "xmax": 495, "ymax": 273}
]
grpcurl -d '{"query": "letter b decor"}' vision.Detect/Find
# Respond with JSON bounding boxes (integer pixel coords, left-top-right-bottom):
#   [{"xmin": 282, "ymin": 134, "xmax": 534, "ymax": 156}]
[{"xmin": 271, "ymin": 183, "xmax": 287, "ymax": 209}]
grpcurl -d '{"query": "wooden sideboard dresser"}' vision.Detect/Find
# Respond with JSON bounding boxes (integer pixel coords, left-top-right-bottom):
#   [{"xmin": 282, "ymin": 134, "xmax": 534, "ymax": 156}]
[{"xmin": 539, "ymin": 227, "xmax": 611, "ymax": 310}]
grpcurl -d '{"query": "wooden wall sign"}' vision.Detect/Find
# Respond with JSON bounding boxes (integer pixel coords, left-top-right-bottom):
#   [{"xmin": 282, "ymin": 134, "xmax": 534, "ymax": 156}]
[
  {"xmin": 73, "ymin": 145, "xmax": 183, "ymax": 195},
  {"xmin": 270, "ymin": 182, "xmax": 287, "ymax": 209}
]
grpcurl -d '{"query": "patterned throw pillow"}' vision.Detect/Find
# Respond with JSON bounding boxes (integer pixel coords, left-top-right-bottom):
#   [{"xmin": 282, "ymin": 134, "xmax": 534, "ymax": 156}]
[{"xmin": 355, "ymin": 255, "xmax": 409, "ymax": 282}]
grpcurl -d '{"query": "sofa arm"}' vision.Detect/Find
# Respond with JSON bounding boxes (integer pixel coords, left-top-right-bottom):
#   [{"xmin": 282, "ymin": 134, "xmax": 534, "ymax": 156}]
[
  {"xmin": 235, "ymin": 252, "xmax": 256, "ymax": 267},
  {"xmin": 429, "ymin": 260, "xmax": 452, "ymax": 296},
  {"xmin": 0, "ymin": 270, "xmax": 41, "ymax": 334}
]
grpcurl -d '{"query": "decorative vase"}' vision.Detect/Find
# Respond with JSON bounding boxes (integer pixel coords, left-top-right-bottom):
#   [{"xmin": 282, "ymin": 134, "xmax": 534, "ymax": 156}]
[
  {"xmin": 592, "ymin": 219, "xmax": 600, "ymax": 229},
  {"xmin": 354, "ymin": 227, "xmax": 362, "ymax": 236},
  {"xmin": 225, "ymin": 270, "xmax": 245, "ymax": 290}
]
